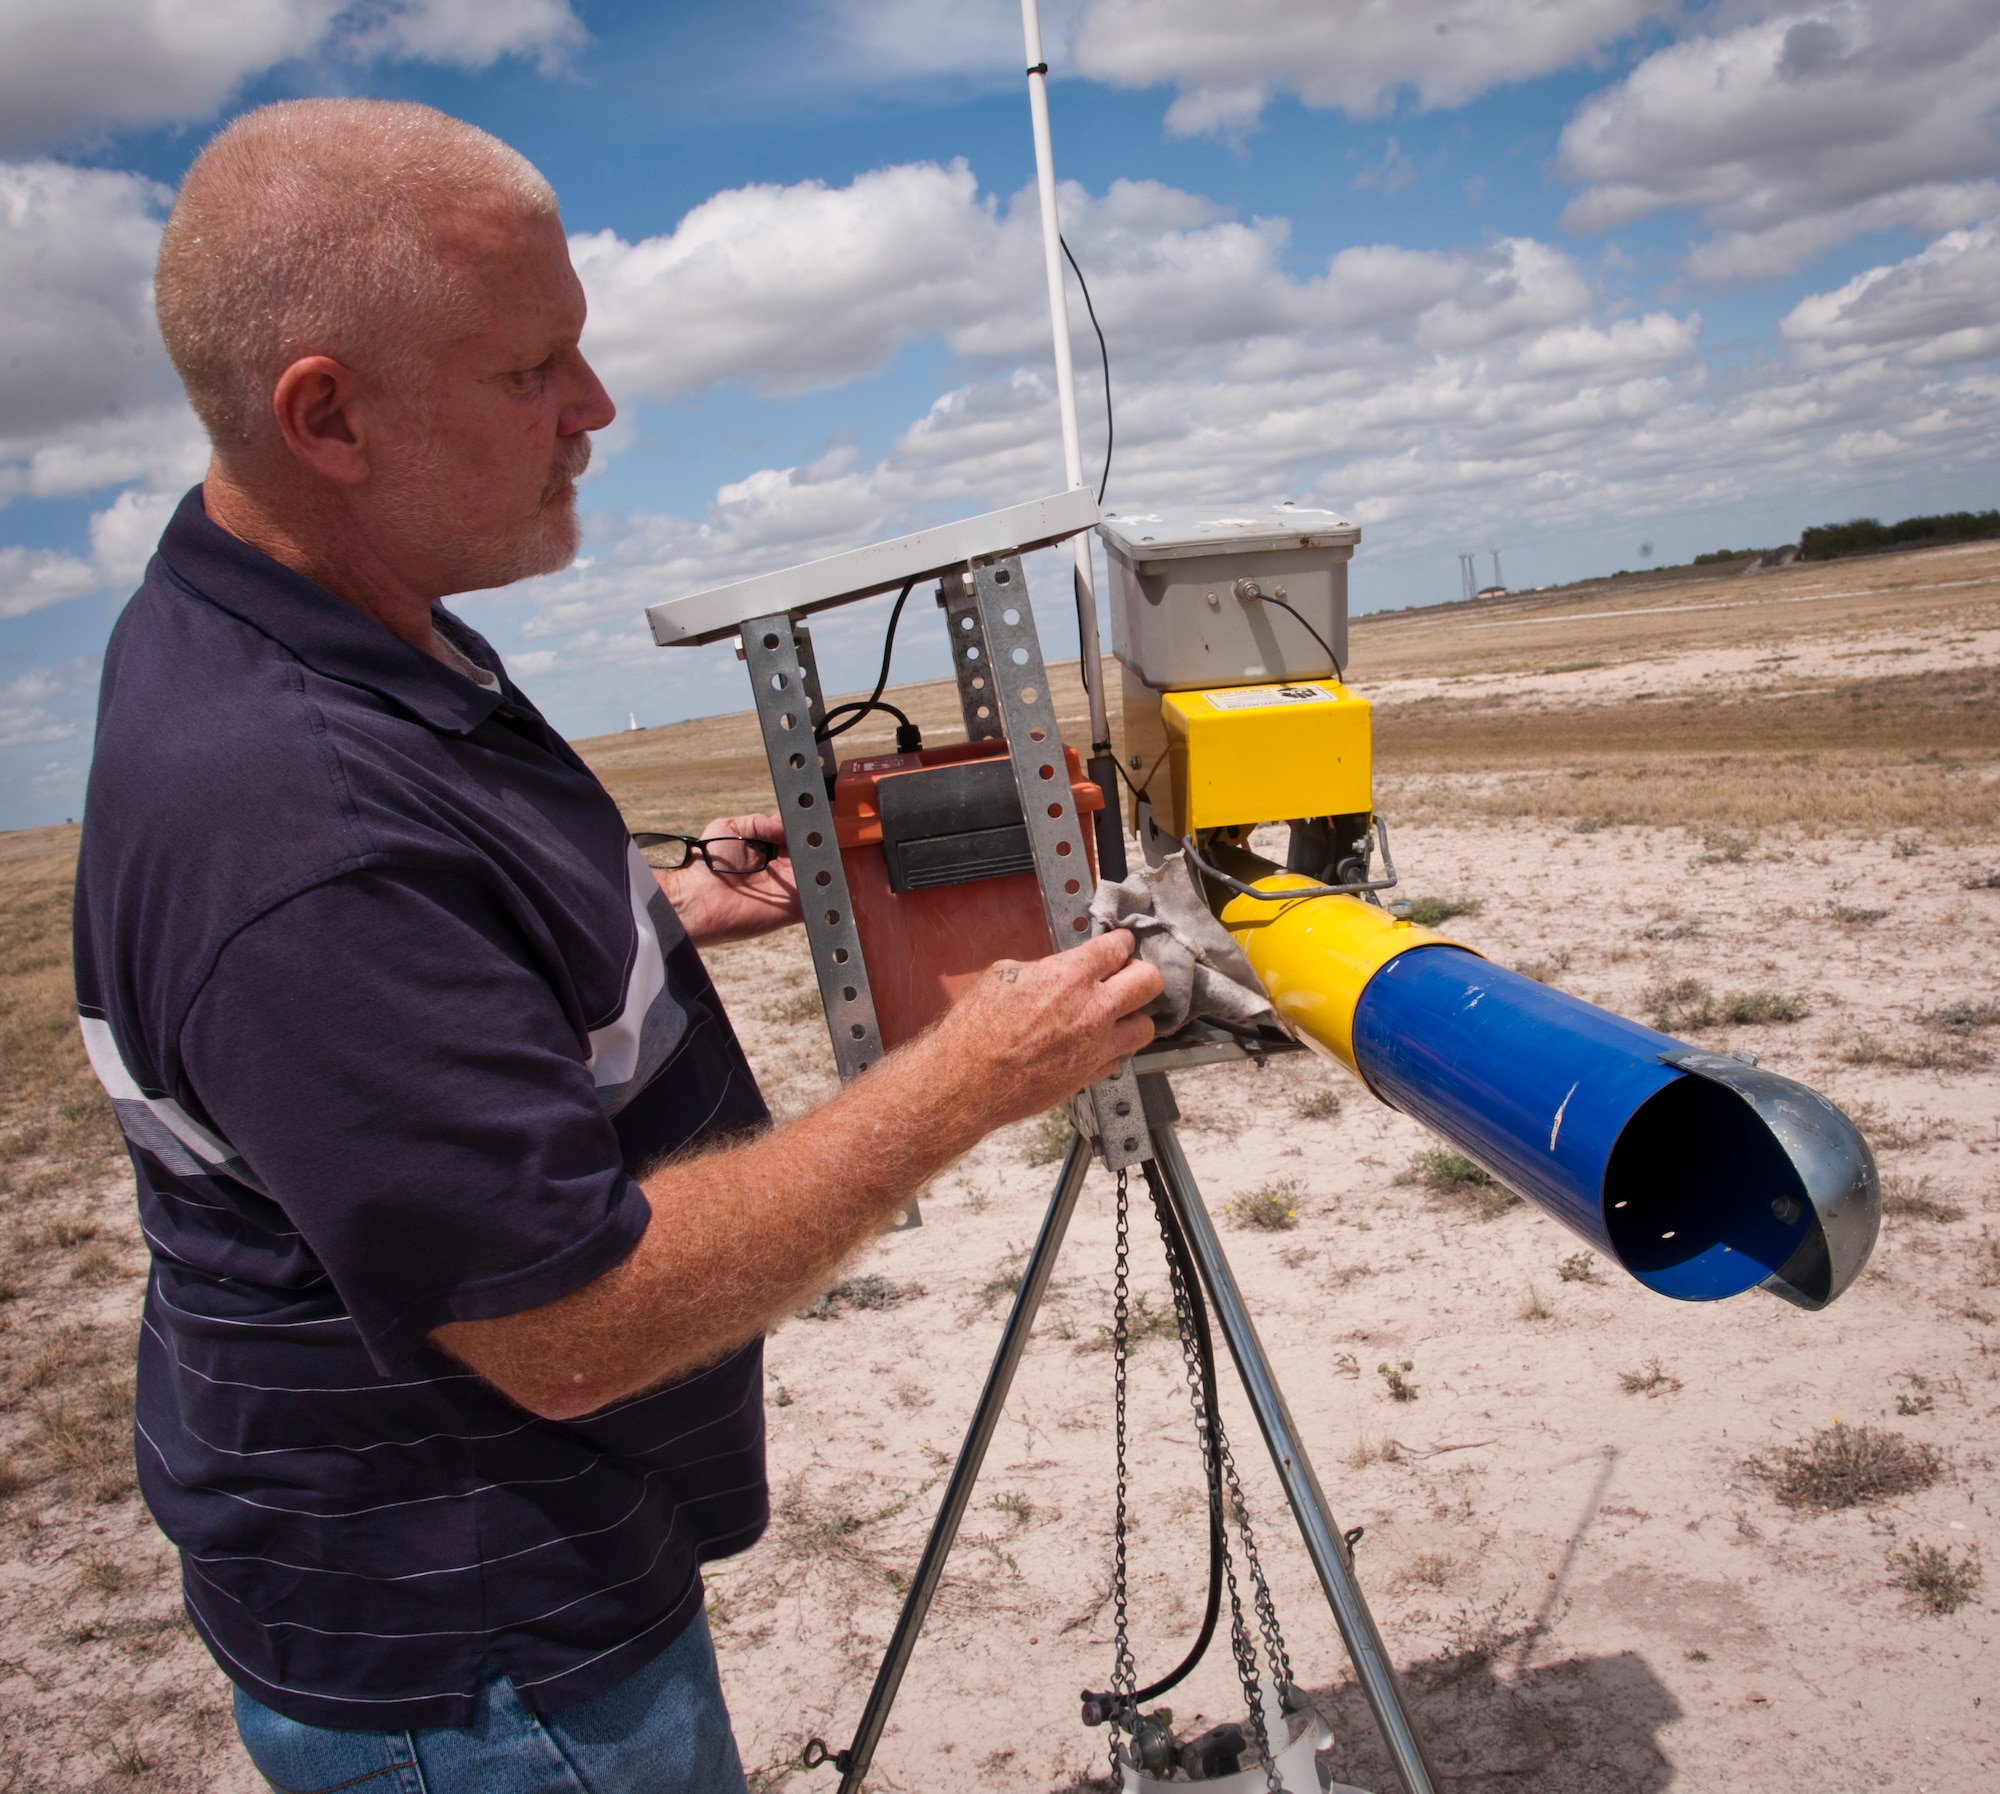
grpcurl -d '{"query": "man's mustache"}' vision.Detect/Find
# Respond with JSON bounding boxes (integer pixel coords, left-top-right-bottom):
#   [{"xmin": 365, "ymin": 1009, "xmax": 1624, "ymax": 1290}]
[{"xmin": 543, "ymin": 436, "xmax": 592, "ymax": 505}]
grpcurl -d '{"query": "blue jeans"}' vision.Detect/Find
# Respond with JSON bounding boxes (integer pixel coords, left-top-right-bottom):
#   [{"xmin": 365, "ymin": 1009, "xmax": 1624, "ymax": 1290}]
[{"xmin": 231, "ymin": 1611, "xmax": 749, "ymax": 1794}]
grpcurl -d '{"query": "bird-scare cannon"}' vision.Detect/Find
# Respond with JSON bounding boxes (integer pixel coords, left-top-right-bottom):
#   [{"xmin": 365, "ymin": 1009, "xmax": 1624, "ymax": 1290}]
[{"xmin": 1100, "ymin": 504, "xmax": 1879, "ymax": 1314}]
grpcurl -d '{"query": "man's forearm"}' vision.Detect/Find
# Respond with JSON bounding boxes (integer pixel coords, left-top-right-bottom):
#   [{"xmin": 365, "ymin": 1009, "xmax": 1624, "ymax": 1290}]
[
  {"xmin": 435, "ymin": 1038, "xmax": 985, "ymax": 1419},
  {"xmin": 432, "ymin": 936, "xmax": 1158, "ymax": 1421}
]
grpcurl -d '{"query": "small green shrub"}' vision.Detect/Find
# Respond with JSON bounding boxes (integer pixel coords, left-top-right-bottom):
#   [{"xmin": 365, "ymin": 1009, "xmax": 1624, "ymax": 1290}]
[
  {"xmin": 1022, "ymin": 1109, "xmax": 1074, "ymax": 1166},
  {"xmin": 1403, "ymin": 1147, "xmax": 1513, "ymax": 1220},
  {"xmin": 1377, "ymin": 1360, "xmax": 1417, "ymax": 1402},
  {"xmin": 1722, "ymin": 990, "xmax": 1808, "ymax": 1025},
  {"xmin": 1645, "ymin": 977, "xmax": 1716, "ymax": 1032},
  {"xmin": 1399, "ymin": 895, "xmax": 1483, "ymax": 927},
  {"xmin": 1230, "ymin": 1179, "xmax": 1301, "ymax": 1231}
]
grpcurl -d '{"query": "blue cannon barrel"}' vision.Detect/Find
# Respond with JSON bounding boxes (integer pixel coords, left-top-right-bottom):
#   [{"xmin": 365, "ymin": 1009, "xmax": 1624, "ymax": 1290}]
[{"xmin": 1350, "ymin": 946, "xmax": 1878, "ymax": 1307}]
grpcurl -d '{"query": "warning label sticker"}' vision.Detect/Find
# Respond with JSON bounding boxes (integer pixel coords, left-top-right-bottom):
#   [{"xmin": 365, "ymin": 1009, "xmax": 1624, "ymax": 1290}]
[{"xmin": 1200, "ymin": 682, "xmax": 1339, "ymax": 710}]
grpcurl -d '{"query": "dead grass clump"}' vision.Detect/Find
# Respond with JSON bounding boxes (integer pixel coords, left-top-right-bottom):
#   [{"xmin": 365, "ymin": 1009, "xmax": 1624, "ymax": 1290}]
[
  {"xmin": 797, "ymin": 1275, "xmax": 923, "ymax": 1321},
  {"xmin": 1828, "ymin": 901, "xmax": 1890, "ymax": 926},
  {"xmin": 1843, "ymin": 1032, "xmax": 1990, "ymax": 1071},
  {"xmin": 1618, "ymin": 1359, "xmax": 1682, "ymax": 1397},
  {"xmin": 79, "ymin": 1554, "xmax": 125, "ymax": 1595},
  {"xmin": 44, "ymin": 1215, "xmax": 100, "ymax": 1249},
  {"xmin": 70, "ymin": 1242, "xmax": 121, "ymax": 1284},
  {"xmin": 1751, "ymin": 1422, "xmax": 1941, "ymax": 1512},
  {"xmin": 1229, "ymin": 1179, "xmax": 1301, "ymax": 1231},
  {"xmin": 1558, "ymin": 1251, "xmax": 1599, "ymax": 1283},
  {"xmin": 1403, "ymin": 1552, "xmax": 1455, "ymax": 1590},
  {"xmin": 1722, "ymin": 990, "xmax": 1809, "ymax": 1025},
  {"xmin": 1292, "ymin": 1088, "xmax": 1343, "ymax": 1122},
  {"xmin": 1701, "ymin": 831, "xmax": 1752, "ymax": 863},
  {"xmin": 0, "ymin": 1458, "xmax": 23, "ymax": 1500},
  {"xmin": 1645, "ymin": 977, "xmax": 1716, "ymax": 1031},
  {"xmin": 1519, "ymin": 1286, "xmax": 1554, "ymax": 1321},
  {"xmin": 1921, "ymin": 999, "xmax": 2000, "ymax": 1034},
  {"xmin": 1887, "ymin": 1539, "xmax": 1983, "ymax": 1615},
  {"xmin": 34, "ymin": 1397, "xmax": 135, "ymax": 1503},
  {"xmin": 1439, "ymin": 1593, "xmax": 1530, "ymax": 1668},
  {"xmin": 1881, "ymin": 1175, "xmax": 1966, "ymax": 1224},
  {"xmin": 761, "ymin": 986, "xmax": 823, "ymax": 1025},
  {"xmin": 1839, "ymin": 1098, "xmax": 1950, "ymax": 1150},
  {"xmin": 1515, "ymin": 949, "xmax": 1572, "ymax": 984}
]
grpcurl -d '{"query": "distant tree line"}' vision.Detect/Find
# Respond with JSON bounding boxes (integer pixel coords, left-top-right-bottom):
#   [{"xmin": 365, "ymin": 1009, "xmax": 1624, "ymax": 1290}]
[{"xmin": 1799, "ymin": 509, "xmax": 2000, "ymax": 561}]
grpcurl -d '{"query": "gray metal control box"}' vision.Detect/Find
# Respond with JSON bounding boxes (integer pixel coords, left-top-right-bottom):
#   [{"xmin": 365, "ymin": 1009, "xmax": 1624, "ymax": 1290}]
[{"xmin": 1098, "ymin": 506, "xmax": 1360, "ymax": 692}]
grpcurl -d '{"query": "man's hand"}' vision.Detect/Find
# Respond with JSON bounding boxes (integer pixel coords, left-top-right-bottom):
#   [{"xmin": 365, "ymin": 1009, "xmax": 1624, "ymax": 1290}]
[
  {"xmin": 655, "ymin": 811, "xmax": 801, "ymax": 946},
  {"xmin": 927, "ymin": 928, "xmax": 1162, "ymax": 1125}
]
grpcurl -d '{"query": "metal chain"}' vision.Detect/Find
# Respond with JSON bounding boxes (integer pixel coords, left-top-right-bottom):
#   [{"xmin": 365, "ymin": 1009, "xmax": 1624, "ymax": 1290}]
[
  {"xmin": 1106, "ymin": 1167, "xmax": 1137, "ymax": 1786},
  {"xmin": 1150, "ymin": 1198, "xmax": 1289, "ymax": 1793}
]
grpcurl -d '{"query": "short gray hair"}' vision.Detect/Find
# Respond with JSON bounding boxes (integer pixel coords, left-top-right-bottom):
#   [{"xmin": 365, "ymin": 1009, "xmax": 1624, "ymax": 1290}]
[{"xmin": 156, "ymin": 99, "xmax": 558, "ymax": 455}]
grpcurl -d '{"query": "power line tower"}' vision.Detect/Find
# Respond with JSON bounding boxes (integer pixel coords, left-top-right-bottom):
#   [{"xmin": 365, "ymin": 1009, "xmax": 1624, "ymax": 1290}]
[
  {"xmin": 1489, "ymin": 548, "xmax": 1506, "ymax": 591},
  {"xmin": 1458, "ymin": 552, "xmax": 1477, "ymax": 603}
]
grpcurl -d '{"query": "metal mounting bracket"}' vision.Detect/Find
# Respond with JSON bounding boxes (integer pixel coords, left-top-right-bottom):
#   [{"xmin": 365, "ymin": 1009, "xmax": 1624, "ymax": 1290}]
[{"xmin": 968, "ymin": 557, "xmax": 1152, "ymax": 1170}]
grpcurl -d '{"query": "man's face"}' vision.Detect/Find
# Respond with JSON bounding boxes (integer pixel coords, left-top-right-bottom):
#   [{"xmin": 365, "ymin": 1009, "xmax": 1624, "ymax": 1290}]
[{"xmin": 364, "ymin": 209, "xmax": 616, "ymax": 599}]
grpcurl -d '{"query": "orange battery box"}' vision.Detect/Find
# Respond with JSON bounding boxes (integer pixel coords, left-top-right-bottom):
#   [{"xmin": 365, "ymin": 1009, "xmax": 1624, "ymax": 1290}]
[{"xmin": 833, "ymin": 739, "xmax": 1102, "ymax": 1051}]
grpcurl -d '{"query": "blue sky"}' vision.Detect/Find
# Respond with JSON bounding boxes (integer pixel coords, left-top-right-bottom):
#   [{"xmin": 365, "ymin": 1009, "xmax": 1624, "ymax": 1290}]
[{"xmin": 4, "ymin": 0, "xmax": 1999, "ymax": 829}]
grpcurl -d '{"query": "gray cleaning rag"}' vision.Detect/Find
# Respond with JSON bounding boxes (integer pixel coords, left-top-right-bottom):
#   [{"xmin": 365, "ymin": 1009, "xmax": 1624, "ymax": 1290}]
[{"xmin": 1089, "ymin": 854, "xmax": 1278, "ymax": 1034}]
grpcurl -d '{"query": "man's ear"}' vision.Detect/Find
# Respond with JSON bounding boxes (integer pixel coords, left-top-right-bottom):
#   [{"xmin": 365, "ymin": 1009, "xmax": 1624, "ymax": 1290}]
[{"xmin": 271, "ymin": 356, "xmax": 371, "ymax": 486}]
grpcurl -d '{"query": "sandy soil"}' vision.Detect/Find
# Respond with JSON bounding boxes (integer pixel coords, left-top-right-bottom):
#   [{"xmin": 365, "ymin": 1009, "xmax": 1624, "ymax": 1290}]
[{"xmin": 703, "ymin": 815, "xmax": 2000, "ymax": 1793}]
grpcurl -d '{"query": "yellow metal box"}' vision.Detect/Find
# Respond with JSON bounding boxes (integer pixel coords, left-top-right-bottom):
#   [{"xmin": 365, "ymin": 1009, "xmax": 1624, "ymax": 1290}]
[{"xmin": 1160, "ymin": 680, "xmax": 1373, "ymax": 836}]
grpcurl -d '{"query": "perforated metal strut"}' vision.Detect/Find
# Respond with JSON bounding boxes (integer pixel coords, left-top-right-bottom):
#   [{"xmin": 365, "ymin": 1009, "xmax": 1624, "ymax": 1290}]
[
  {"xmin": 967, "ymin": 557, "xmax": 1152, "ymax": 1170},
  {"xmin": 741, "ymin": 613, "xmax": 884, "ymax": 1082}
]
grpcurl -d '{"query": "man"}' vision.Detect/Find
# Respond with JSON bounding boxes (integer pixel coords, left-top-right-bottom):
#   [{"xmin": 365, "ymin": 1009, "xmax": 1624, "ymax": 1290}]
[{"xmin": 73, "ymin": 99, "xmax": 1160, "ymax": 1792}]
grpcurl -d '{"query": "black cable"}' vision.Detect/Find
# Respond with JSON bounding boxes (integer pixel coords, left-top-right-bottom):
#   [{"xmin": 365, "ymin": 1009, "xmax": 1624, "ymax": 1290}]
[
  {"xmin": 1060, "ymin": 233, "xmax": 1113, "ymax": 505},
  {"xmin": 817, "ymin": 698, "xmax": 912, "ymax": 733},
  {"xmin": 1251, "ymin": 591, "xmax": 1343, "ymax": 678},
  {"xmin": 1130, "ymin": 1158, "xmax": 1226, "ymax": 1707},
  {"xmin": 816, "ymin": 578, "xmax": 917, "ymax": 744}
]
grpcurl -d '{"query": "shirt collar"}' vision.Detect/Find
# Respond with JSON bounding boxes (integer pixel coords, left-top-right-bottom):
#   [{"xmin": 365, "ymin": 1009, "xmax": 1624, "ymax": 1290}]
[{"xmin": 155, "ymin": 485, "xmax": 508, "ymax": 738}]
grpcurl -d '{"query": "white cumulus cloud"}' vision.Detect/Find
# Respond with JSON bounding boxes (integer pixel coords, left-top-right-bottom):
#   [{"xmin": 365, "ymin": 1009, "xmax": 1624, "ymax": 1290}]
[
  {"xmin": 0, "ymin": 0, "xmax": 584, "ymax": 153},
  {"xmin": 1559, "ymin": 0, "xmax": 2000, "ymax": 280},
  {"xmin": 1782, "ymin": 220, "xmax": 2000, "ymax": 369},
  {"xmin": 0, "ymin": 547, "xmax": 100, "ymax": 620},
  {"xmin": 1070, "ymin": 0, "xmax": 1664, "ymax": 138},
  {"xmin": 0, "ymin": 159, "xmax": 203, "ymax": 507},
  {"xmin": 573, "ymin": 162, "xmax": 1015, "ymax": 402}
]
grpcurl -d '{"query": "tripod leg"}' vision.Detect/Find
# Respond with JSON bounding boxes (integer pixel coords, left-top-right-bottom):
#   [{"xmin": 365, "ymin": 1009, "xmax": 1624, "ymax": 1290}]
[
  {"xmin": 1148, "ymin": 1122, "xmax": 1442, "ymax": 1794},
  {"xmin": 834, "ymin": 1131, "xmax": 1093, "ymax": 1793}
]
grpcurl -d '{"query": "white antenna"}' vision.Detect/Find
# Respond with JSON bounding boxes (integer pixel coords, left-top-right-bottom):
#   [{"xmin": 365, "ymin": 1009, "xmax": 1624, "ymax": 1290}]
[{"xmin": 1019, "ymin": 0, "xmax": 1111, "ymax": 756}]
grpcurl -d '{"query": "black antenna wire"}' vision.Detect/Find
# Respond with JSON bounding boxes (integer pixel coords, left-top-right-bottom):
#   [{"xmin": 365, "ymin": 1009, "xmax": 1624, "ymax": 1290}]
[{"xmin": 1060, "ymin": 233, "xmax": 1113, "ymax": 505}]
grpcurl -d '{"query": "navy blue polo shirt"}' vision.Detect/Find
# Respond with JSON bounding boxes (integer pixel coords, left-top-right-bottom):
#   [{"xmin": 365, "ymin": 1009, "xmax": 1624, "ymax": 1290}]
[{"xmin": 72, "ymin": 488, "xmax": 772, "ymax": 1730}]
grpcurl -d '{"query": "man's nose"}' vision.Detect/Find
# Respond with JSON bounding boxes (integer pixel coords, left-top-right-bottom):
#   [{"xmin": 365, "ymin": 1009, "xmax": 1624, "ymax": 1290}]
[{"xmin": 563, "ymin": 350, "xmax": 617, "ymax": 435}]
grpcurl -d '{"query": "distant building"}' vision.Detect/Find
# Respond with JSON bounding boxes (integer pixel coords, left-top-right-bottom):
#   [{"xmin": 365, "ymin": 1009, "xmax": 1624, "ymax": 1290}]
[{"xmin": 1476, "ymin": 585, "xmax": 1508, "ymax": 600}]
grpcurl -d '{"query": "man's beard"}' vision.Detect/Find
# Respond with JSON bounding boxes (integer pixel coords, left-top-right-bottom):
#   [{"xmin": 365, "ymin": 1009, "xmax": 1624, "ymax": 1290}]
[{"xmin": 380, "ymin": 431, "xmax": 593, "ymax": 594}]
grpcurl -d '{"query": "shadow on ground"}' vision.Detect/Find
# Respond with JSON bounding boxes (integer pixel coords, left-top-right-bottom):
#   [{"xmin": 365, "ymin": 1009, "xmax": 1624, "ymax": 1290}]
[{"xmin": 1311, "ymin": 1650, "xmax": 1682, "ymax": 1792}]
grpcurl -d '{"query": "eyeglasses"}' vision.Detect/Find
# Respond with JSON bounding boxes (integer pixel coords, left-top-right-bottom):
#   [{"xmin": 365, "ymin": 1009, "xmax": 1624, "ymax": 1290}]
[{"xmin": 632, "ymin": 832, "xmax": 777, "ymax": 876}]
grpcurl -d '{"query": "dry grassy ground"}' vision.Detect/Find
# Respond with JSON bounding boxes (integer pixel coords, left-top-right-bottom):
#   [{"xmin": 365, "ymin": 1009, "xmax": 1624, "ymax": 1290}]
[{"xmin": 0, "ymin": 540, "xmax": 1995, "ymax": 1791}]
